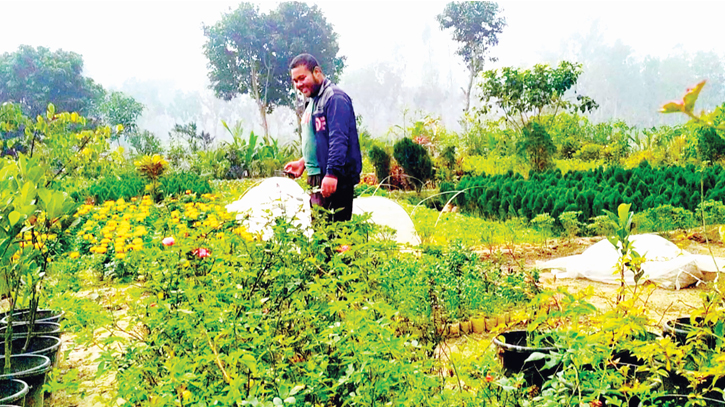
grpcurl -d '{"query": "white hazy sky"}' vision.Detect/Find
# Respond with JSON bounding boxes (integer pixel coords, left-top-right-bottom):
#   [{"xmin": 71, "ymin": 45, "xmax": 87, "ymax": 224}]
[{"xmin": 1, "ymin": 0, "xmax": 722, "ymax": 93}]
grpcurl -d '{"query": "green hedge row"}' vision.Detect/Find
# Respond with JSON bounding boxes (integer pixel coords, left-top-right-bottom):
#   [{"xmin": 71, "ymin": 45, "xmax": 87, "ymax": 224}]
[
  {"xmin": 73, "ymin": 171, "xmax": 213, "ymax": 203},
  {"xmin": 442, "ymin": 161, "xmax": 725, "ymax": 221}
]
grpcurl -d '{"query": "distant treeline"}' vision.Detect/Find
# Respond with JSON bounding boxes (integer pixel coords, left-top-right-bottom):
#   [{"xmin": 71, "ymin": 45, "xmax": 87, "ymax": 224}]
[{"xmin": 442, "ymin": 161, "xmax": 725, "ymax": 221}]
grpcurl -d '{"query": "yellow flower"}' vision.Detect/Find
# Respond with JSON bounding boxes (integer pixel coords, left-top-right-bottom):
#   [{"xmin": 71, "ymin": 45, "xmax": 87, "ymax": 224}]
[
  {"xmin": 69, "ymin": 252, "xmax": 80, "ymax": 259},
  {"xmin": 115, "ymin": 253, "xmax": 126, "ymax": 260},
  {"xmin": 132, "ymin": 238, "xmax": 143, "ymax": 245},
  {"xmin": 96, "ymin": 246, "xmax": 107, "ymax": 254}
]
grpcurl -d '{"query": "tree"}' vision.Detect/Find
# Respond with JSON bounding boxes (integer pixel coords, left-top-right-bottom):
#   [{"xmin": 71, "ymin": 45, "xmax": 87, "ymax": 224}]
[
  {"xmin": 437, "ymin": 1, "xmax": 506, "ymax": 113},
  {"xmin": 476, "ymin": 61, "xmax": 597, "ymax": 171},
  {"xmin": 477, "ymin": 61, "xmax": 598, "ymax": 132},
  {"xmin": 97, "ymin": 91, "xmax": 145, "ymax": 143},
  {"xmin": 0, "ymin": 45, "xmax": 105, "ymax": 118},
  {"xmin": 203, "ymin": 2, "xmax": 344, "ymax": 138}
]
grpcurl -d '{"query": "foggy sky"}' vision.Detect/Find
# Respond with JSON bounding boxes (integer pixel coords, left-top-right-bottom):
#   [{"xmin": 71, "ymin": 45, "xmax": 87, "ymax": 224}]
[{"xmin": 1, "ymin": 0, "xmax": 723, "ymax": 141}]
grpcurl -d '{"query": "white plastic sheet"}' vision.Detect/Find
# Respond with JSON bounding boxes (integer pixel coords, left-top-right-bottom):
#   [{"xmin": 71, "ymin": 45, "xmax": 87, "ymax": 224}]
[
  {"xmin": 225, "ymin": 178, "xmax": 421, "ymax": 245},
  {"xmin": 225, "ymin": 177, "xmax": 312, "ymax": 240},
  {"xmin": 537, "ymin": 234, "xmax": 725, "ymax": 290},
  {"xmin": 352, "ymin": 196, "xmax": 421, "ymax": 245}
]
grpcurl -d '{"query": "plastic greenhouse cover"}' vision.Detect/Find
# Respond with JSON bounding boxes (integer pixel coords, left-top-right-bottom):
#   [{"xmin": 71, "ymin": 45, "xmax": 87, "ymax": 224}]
[
  {"xmin": 225, "ymin": 177, "xmax": 420, "ymax": 245},
  {"xmin": 537, "ymin": 234, "xmax": 725, "ymax": 290}
]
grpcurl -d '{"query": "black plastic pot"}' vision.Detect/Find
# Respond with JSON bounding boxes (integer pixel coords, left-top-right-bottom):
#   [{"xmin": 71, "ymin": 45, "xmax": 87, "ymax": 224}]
[
  {"xmin": 492, "ymin": 329, "xmax": 561, "ymax": 387},
  {"xmin": 0, "ymin": 310, "xmax": 64, "ymax": 326},
  {"xmin": 0, "ymin": 354, "xmax": 51, "ymax": 407},
  {"xmin": 0, "ymin": 379, "xmax": 28, "ymax": 406},
  {"xmin": 639, "ymin": 394, "xmax": 725, "ymax": 406},
  {"xmin": 0, "ymin": 336, "xmax": 61, "ymax": 368},
  {"xmin": 663, "ymin": 316, "xmax": 717, "ymax": 348},
  {"xmin": 0, "ymin": 323, "xmax": 61, "ymax": 340}
]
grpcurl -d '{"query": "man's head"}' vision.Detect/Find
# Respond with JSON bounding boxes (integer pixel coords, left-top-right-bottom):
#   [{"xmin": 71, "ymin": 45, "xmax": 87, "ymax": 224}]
[{"xmin": 290, "ymin": 53, "xmax": 325, "ymax": 98}]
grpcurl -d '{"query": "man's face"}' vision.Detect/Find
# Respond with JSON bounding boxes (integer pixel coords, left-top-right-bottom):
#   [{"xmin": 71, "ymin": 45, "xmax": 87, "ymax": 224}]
[{"xmin": 291, "ymin": 65, "xmax": 322, "ymax": 98}]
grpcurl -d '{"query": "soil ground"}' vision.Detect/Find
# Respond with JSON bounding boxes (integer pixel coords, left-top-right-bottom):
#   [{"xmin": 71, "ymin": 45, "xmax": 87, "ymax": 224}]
[{"xmin": 48, "ymin": 232, "xmax": 725, "ymax": 406}]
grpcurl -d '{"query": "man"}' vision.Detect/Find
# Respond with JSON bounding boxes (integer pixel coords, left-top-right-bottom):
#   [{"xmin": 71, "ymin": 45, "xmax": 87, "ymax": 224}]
[{"xmin": 284, "ymin": 53, "xmax": 362, "ymax": 222}]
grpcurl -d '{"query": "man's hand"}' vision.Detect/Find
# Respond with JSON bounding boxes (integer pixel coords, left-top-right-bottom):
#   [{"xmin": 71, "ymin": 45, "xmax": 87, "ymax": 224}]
[
  {"xmin": 321, "ymin": 175, "xmax": 337, "ymax": 198},
  {"xmin": 283, "ymin": 159, "xmax": 305, "ymax": 178}
]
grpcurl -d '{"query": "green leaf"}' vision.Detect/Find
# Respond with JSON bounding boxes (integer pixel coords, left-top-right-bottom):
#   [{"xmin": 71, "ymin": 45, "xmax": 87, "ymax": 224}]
[
  {"xmin": 8, "ymin": 211, "xmax": 20, "ymax": 226},
  {"xmin": 683, "ymin": 80, "xmax": 706, "ymax": 112},
  {"xmin": 47, "ymin": 103, "xmax": 55, "ymax": 119},
  {"xmin": 660, "ymin": 101, "xmax": 684, "ymax": 114}
]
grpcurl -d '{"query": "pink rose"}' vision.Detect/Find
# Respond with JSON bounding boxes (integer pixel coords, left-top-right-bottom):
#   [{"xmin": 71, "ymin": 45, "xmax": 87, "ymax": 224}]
[
  {"xmin": 194, "ymin": 248, "xmax": 210, "ymax": 258},
  {"xmin": 162, "ymin": 237, "xmax": 175, "ymax": 247}
]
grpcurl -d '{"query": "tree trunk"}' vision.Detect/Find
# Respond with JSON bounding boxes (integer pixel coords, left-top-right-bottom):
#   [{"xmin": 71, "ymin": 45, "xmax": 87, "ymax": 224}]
[
  {"xmin": 257, "ymin": 102, "xmax": 269, "ymax": 140},
  {"xmin": 249, "ymin": 64, "xmax": 270, "ymax": 139},
  {"xmin": 464, "ymin": 65, "xmax": 475, "ymax": 113},
  {"xmin": 294, "ymin": 93, "xmax": 304, "ymax": 142}
]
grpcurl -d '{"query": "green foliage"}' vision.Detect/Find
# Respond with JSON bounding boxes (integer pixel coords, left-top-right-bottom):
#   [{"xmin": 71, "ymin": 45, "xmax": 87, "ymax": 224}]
[
  {"xmin": 635, "ymin": 205, "xmax": 696, "ymax": 233},
  {"xmin": 83, "ymin": 172, "xmax": 146, "ymax": 203},
  {"xmin": 126, "ymin": 129, "xmax": 164, "ymax": 157},
  {"xmin": 604, "ymin": 203, "xmax": 645, "ymax": 301},
  {"xmin": 476, "ymin": 61, "xmax": 598, "ymax": 132},
  {"xmin": 449, "ymin": 163, "xmax": 725, "ymax": 226},
  {"xmin": 437, "ymin": 1, "xmax": 506, "ymax": 111},
  {"xmin": 558, "ymin": 211, "xmax": 582, "ymax": 239},
  {"xmin": 368, "ymin": 145, "xmax": 391, "ymax": 186},
  {"xmin": 0, "ymin": 153, "xmax": 77, "ymax": 370},
  {"xmin": 393, "ymin": 137, "xmax": 434, "ymax": 191},
  {"xmin": 0, "ymin": 45, "xmax": 105, "ymax": 118},
  {"xmin": 160, "ymin": 171, "xmax": 213, "ymax": 197},
  {"xmin": 170, "ymin": 122, "xmax": 214, "ymax": 154},
  {"xmin": 519, "ymin": 122, "xmax": 556, "ymax": 172},
  {"xmin": 203, "ymin": 2, "xmax": 344, "ymax": 135},
  {"xmin": 97, "ymin": 91, "xmax": 144, "ymax": 142},
  {"xmin": 585, "ymin": 215, "xmax": 617, "ymax": 236}
]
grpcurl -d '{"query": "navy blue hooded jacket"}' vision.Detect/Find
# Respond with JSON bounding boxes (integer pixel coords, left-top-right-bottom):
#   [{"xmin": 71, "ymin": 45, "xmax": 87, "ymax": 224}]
[{"xmin": 310, "ymin": 78, "xmax": 362, "ymax": 185}]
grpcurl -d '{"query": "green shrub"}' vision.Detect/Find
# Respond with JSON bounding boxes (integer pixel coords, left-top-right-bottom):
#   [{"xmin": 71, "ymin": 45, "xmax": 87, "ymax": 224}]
[
  {"xmin": 393, "ymin": 137, "xmax": 433, "ymax": 191},
  {"xmin": 559, "ymin": 211, "xmax": 582, "ymax": 238},
  {"xmin": 574, "ymin": 143, "xmax": 603, "ymax": 160},
  {"xmin": 160, "ymin": 171, "xmax": 213, "ymax": 197},
  {"xmin": 586, "ymin": 215, "xmax": 617, "ymax": 236},
  {"xmin": 696, "ymin": 199, "xmax": 725, "ymax": 225},
  {"xmin": 635, "ymin": 205, "xmax": 696, "ymax": 232},
  {"xmin": 81, "ymin": 172, "xmax": 146, "ymax": 203},
  {"xmin": 368, "ymin": 145, "xmax": 391, "ymax": 186}
]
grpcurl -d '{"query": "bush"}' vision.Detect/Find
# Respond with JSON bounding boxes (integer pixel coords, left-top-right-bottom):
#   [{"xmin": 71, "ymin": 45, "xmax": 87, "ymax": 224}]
[
  {"xmin": 586, "ymin": 215, "xmax": 617, "ymax": 236},
  {"xmin": 81, "ymin": 172, "xmax": 146, "ymax": 203},
  {"xmin": 696, "ymin": 200, "xmax": 725, "ymax": 225},
  {"xmin": 393, "ymin": 137, "xmax": 434, "ymax": 191},
  {"xmin": 635, "ymin": 205, "xmax": 696, "ymax": 232},
  {"xmin": 160, "ymin": 171, "xmax": 213, "ymax": 197},
  {"xmin": 368, "ymin": 145, "xmax": 391, "ymax": 186},
  {"xmin": 574, "ymin": 143, "xmax": 603, "ymax": 161},
  {"xmin": 559, "ymin": 211, "xmax": 582, "ymax": 238}
]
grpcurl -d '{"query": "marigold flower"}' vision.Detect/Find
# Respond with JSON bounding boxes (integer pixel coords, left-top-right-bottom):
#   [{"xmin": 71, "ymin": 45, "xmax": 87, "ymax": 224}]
[
  {"xmin": 69, "ymin": 252, "xmax": 80, "ymax": 259},
  {"xmin": 485, "ymin": 374, "xmax": 494, "ymax": 383},
  {"xmin": 162, "ymin": 237, "xmax": 175, "ymax": 247}
]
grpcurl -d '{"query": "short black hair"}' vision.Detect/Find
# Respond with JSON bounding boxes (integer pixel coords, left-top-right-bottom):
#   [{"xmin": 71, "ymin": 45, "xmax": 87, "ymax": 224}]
[{"xmin": 289, "ymin": 53, "xmax": 320, "ymax": 72}]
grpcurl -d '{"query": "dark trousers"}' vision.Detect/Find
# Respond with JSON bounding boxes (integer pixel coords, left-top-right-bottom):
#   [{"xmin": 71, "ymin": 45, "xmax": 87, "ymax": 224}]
[{"xmin": 307, "ymin": 174, "xmax": 355, "ymax": 222}]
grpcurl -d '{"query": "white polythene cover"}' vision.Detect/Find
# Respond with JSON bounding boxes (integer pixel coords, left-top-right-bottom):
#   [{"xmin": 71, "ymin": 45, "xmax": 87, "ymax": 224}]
[
  {"xmin": 537, "ymin": 234, "xmax": 725, "ymax": 290},
  {"xmin": 225, "ymin": 178, "xmax": 421, "ymax": 245},
  {"xmin": 225, "ymin": 177, "xmax": 312, "ymax": 240},
  {"xmin": 352, "ymin": 196, "xmax": 421, "ymax": 246}
]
